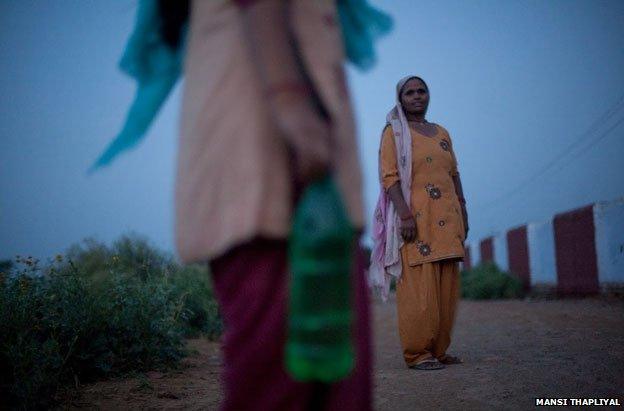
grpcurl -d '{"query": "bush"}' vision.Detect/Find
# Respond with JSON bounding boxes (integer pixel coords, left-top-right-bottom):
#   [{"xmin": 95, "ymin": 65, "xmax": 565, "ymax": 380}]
[
  {"xmin": 170, "ymin": 264, "xmax": 223, "ymax": 339},
  {"xmin": 0, "ymin": 233, "xmax": 222, "ymax": 409},
  {"xmin": 59, "ymin": 233, "xmax": 222, "ymax": 338},
  {"xmin": 0, "ymin": 259, "xmax": 12, "ymax": 273},
  {"xmin": 461, "ymin": 262, "xmax": 524, "ymax": 300}
]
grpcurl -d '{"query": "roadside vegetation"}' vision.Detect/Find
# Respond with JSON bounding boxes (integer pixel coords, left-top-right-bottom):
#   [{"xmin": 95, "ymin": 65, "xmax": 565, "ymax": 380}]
[
  {"xmin": 0, "ymin": 233, "xmax": 222, "ymax": 409},
  {"xmin": 461, "ymin": 262, "xmax": 524, "ymax": 300}
]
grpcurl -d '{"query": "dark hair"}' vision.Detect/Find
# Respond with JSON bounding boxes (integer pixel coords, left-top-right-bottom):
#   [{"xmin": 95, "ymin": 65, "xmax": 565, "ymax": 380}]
[
  {"xmin": 399, "ymin": 76, "xmax": 429, "ymax": 96},
  {"xmin": 157, "ymin": 0, "xmax": 190, "ymax": 50}
]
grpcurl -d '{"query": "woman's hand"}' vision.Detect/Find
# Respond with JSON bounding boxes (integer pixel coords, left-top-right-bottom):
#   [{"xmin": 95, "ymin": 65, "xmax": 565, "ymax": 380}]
[
  {"xmin": 386, "ymin": 183, "xmax": 416, "ymax": 242},
  {"xmin": 272, "ymin": 96, "xmax": 331, "ymax": 184},
  {"xmin": 399, "ymin": 215, "xmax": 417, "ymax": 243}
]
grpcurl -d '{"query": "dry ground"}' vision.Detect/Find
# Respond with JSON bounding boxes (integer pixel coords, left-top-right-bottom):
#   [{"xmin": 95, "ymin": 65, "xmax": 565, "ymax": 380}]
[{"xmin": 61, "ymin": 296, "xmax": 624, "ymax": 410}]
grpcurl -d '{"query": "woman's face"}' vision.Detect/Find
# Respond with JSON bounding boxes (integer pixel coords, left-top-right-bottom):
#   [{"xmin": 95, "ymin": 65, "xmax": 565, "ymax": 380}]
[{"xmin": 400, "ymin": 78, "xmax": 429, "ymax": 116}]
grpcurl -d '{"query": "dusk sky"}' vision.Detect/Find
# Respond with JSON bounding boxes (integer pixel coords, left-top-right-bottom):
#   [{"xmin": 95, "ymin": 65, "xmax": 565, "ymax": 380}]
[{"xmin": 1, "ymin": 0, "xmax": 623, "ymax": 262}]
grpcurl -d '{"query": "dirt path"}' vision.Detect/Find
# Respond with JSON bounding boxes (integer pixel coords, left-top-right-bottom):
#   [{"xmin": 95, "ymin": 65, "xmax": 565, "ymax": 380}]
[
  {"xmin": 63, "ymin": 297, "xmax": 624, "ymax": 410},
  {"xmin": 373, "ymin": 296, "xmax": 624, "ymax": 410}
]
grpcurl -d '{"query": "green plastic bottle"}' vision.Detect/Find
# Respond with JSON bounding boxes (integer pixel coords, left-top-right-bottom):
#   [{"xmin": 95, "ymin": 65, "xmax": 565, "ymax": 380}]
[{"xmin": 286, "ymin": 176, "xmax": 355, "ymax": 382}]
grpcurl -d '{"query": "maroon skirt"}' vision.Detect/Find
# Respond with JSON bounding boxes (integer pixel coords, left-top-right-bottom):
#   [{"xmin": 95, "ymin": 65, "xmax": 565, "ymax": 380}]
[{"xmin": 210, "ymin": 237, "xmax": 372, "ymax": 411}]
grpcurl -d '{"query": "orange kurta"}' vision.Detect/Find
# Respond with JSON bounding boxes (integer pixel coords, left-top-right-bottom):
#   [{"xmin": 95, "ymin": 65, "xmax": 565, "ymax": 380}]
[{"xmin": 380, "ymin": 123, "xmax": 465, "ymax": 265}]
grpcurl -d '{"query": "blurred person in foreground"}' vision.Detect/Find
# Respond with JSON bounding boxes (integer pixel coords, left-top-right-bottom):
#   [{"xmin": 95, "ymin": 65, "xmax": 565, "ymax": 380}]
[
  {"xmin": 370, "ymin": 76, "xmax": 469, "ymax": 371},
  {"xmin": 181, "ymin": 1, "xmax": 369, "ymax": 409},
  {"xmin": 91, "ymin": 0, "xmax": 391, "ymax": 409}
]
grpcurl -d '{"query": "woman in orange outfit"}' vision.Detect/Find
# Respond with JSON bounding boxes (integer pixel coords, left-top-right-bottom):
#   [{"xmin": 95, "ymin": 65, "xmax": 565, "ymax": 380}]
[{"xmin": 372, "ymin": 76, "xmax": 469, "ymax": 370}]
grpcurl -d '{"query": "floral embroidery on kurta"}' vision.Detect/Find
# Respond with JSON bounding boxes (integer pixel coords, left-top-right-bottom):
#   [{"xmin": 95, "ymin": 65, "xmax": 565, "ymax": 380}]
[
  {"xmin": 425, "ymin": 183, "xmax": 442, "ymax": 200},
  {"xmin": 440, "ymin": 139, "xmax": 450, "ymax": 151},
  {"xmin": 416, "ymin": 241, "xmax": 432, "ymax": 256}
]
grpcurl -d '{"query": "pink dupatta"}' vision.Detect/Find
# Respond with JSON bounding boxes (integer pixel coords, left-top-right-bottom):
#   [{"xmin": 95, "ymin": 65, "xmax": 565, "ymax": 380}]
[{"xmin": 369, "ymin": 76, "xmax": 418, "ymax": 301}]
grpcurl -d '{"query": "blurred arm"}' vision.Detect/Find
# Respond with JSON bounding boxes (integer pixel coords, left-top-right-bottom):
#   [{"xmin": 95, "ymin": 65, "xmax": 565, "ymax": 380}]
[
  {"xmin": 238, "ymin": 0, "xmax": 331, "ymax": 183},
  {"xmin": 239, "ymin": 0, "xmax": 307, "ymax": 104}
]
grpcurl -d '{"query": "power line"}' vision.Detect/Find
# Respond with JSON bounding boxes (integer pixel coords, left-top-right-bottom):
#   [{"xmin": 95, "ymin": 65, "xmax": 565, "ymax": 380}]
[
  {"xmin": 475, "ymin": 93, "xmax": 624, "ymax": 210},
  {"xmin": 547, "ymin": 114, "xmax": 624, "ymax": 176}
]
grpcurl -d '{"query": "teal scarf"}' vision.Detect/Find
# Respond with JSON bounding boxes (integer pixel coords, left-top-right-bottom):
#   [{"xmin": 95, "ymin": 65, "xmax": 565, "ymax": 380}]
[
  {"xmin": 89, "ymin": 0, "xmax": 391, "ymax": 172},
  {"xmin": 338, "ymin": 0, "xmax": 393, "ymax": 71}
]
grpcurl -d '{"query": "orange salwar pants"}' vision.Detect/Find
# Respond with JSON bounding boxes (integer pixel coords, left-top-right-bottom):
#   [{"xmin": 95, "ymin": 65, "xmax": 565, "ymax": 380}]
[{"xmin": 396, "ymin": 257, "xmax": 460, "ymax": 366}]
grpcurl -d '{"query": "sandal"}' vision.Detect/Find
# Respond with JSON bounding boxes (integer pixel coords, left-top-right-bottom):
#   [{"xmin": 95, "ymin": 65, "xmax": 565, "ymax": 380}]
[
  {"xmin": 409, "ymin": 359, "xmax": 445, "ymax": 370},
  {"xmin": 438, "ymin": 355, "xmax": 463, "ymax": 365}
]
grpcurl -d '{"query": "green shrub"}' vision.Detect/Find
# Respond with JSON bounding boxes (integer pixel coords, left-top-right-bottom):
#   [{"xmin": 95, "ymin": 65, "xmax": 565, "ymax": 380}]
[
  {"xmin": 62, "ymin": 234, "xmax": 176, "ymax": 282},
  {"xmin": 461, "ymin": 262, "xmax": 524, "ymax": 300},
  {"xmin": 58, "ymin": 233, "xmax": 222, "ymax": 338},
  {"xmin": 0, "ymin": 233, "xmax": 222, "ymax": 409},
  {"xmin": 169, "ymin": 264, "xmax": 223, "ymax": 339},
  {"xmin": 0, "ymin": 259, "xmax": 12, "ymax": 272}
]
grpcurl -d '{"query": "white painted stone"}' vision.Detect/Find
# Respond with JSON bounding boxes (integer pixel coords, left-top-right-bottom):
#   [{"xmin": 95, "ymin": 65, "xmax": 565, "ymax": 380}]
[
  {"xmin": 594, "ymin": 197, "xmax": 624, "ymax": 284},
  {"xmin": 493, "ymin": 232, "xmax": 509, "ymax": 272},
  {"xmin": 527, "ymin": 219, "xmax": 557, "ymax": 285},
  {"xmin": 469, "ymin": 241, "xmax": 480, "ymax": 266}
]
